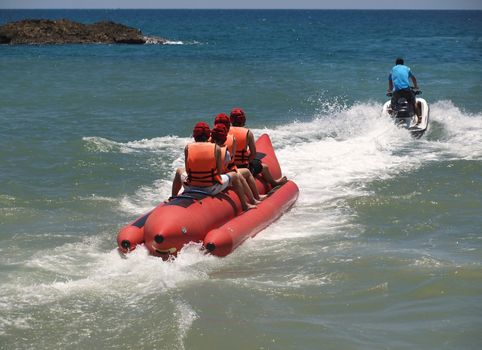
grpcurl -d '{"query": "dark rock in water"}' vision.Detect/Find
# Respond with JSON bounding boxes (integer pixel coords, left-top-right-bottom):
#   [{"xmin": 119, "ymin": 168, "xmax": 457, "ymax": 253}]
[{"xmin": 0, "ymin": 19, "xmax": 167, "ymax": 45}]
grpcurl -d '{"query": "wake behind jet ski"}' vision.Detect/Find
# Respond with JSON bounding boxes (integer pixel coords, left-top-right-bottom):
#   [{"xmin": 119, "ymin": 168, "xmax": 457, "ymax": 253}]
[{"xmin": 382, "ymin": 88, "xmax": 429, "ymax": 139}]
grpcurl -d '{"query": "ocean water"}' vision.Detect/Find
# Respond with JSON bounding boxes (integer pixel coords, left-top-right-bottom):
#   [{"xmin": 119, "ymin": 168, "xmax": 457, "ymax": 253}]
[{"xmin": 1, "ymin": 9, "xmax": 481, "ymax": 350}]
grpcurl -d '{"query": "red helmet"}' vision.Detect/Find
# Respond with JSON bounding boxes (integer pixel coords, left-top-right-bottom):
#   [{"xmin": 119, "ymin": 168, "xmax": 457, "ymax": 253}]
[
  {"xmin": 214, "ymin": 113, "xmax": 231, "ymax": 131},
  {"xmin": 192, "ymin": 121, "xmax": 211, "ymax": 139},
  {"xmin": 229, "ymin": 107, "xmax": 246, "ymax": 126},
  {"xmin": 211, "ymin": 123, "xmax": 228, "ymax": 145}
]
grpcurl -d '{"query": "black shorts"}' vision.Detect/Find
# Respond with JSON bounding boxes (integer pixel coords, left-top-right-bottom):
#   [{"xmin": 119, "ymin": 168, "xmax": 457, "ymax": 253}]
[
  {"xmin": 237, "ymin": 160, "xmax": 263, "ymax": 177},
  {"xmin": 391, "ymin": 88, "xmax": 415, "ymax": 106},
  {"xmin": 248, "ymin": 158, "xmax": 263, "ymax": 177}
]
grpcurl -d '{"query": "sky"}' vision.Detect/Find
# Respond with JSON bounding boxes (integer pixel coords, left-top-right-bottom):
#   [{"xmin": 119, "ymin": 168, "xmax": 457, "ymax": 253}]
[{"xmin": 0, "ymin": 0, "xmax": 481, "ymax": 10}]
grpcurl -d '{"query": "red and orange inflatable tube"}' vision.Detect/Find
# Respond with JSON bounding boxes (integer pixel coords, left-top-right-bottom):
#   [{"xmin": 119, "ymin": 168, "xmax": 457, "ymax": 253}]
[
  {"xmin": 203, "ymin": 180, "xmax": 298, "ymax": 256},
  {"xmin": 117, "ymin": 134, "xmax": 298, "ymax": 258}
]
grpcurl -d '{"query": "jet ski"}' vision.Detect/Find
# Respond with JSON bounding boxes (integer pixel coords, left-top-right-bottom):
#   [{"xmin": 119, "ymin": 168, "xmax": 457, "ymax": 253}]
[{"xmin": 382, "ymin": 88, "xmax": 429, "ymax": 139}]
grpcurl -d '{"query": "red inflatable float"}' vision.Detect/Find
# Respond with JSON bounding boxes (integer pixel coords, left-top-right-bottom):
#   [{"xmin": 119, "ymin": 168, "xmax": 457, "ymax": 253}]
[{"xmin": 117, "ymin": 134, "xmax": 299, "ymax": 258}]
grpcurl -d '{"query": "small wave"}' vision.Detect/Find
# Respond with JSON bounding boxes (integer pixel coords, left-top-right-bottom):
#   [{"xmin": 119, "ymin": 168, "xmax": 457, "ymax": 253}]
[
  {"xmin": 82, "ymin": 136, "xmax": 119, "ymax": 153},
  {"xmin": 0, "ymin": 194, "xmax": 16, "ymax": 203},
  {"xmin": 82, "ymin": 135, "xmax": 187, "ymax": 214},
  {"xmin": 143, "ymin": 36, "xmax": 186, "ymax": 45},
  {"xmin": 265, "ymin": 102, "xmax": 417, "ymax": 203},
  {"xmin": 82, "ymin": 135, "xmax": 188, "ymax": 154},
  {"xmin": 174, "ymin": 299, "xmax": 198, "ymax": 350},
  {"xmin": 1, "ymin": 239, "xmax": 217, "ymax": 311},
  {"xmin": 76, "ymin": 194, "xmax": 118, "ymax": 203},
  {"xmin": 426, "ymin": 100, "xmax": 482, "ymax": 160},
  {"xmin": 143, "ymin": 35, "xmax": 169, "ymax": 44},
  {"xmin": 0, "ymin": 237, "xmax": 217, "ymax": 341},
  {"xmin": 411, "ymin": 255, "xmax": 445, "ymax": 268},
  {"xmin": 164, "ymin": 40, "xmax": 184, "ymax": 45},
  {"xmin": 118, "ymin": 178, "xmax": 172, "ymax": 215}
]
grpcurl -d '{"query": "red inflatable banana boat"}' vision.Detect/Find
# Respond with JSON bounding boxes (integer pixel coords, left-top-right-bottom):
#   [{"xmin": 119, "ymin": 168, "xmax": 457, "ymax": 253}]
[{"xmin": 117, "ymin": 134, "xmax": 299, "ymax": 258}]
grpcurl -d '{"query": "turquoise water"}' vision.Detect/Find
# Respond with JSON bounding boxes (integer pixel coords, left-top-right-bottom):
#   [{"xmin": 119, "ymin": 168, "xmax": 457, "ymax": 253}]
[{"xmin": 1, "ymin": 10, "xmax": 481, "ymax": 349}]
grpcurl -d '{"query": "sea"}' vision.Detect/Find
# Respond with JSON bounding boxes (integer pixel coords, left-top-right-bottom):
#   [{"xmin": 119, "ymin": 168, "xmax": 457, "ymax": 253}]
[{"xmin": 0, "ymin": 9, "xmax": 481, "ymax": 350}]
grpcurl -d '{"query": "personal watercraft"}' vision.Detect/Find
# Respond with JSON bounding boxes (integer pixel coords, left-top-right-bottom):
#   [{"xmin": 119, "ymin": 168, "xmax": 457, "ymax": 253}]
[{"xmin": 382, "ymin": 88, "xmax": 429, "ymax": 138}]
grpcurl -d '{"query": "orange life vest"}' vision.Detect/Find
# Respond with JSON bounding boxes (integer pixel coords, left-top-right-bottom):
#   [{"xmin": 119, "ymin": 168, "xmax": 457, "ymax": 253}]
[
  {"xmin": 224, "ymin": 134, "xmax": 237, "ymax": 171},
  {"xmin": 186, "ymin": 143, "xmax": 222, "ymax": 187},
  {"xmin": 229, "ymin": 126, "xmax": 250, "ymax": 167}
]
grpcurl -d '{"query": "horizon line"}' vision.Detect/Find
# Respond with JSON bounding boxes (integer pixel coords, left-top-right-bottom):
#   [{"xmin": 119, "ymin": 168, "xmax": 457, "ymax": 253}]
[{"xmin": 2, "ymin": 8, "xmax": 481, "ymax": 10}]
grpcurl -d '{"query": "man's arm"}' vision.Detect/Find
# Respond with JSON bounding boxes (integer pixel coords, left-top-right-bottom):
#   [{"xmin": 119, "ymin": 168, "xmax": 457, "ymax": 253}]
[
  {"xmin": 247, "ymin": 131, "xmax": 256, "ymax": 162},
  {"xmin": 184, "ymin": 145, "xmax": 189, "ymax": 170},
  {"xmin": 410, "ymin": 74, "xmax": 418, "ymax": 89},
  {"xmin": 388, "ymin": 74, "xmax": 393, "ymax": 92}
]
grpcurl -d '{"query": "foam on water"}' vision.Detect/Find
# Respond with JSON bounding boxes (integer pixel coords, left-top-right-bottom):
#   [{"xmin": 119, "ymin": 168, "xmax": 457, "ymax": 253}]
[
  {"xmin": 118, "ymin": 178, "xmax": 172, "ymax": 214},
  {"xmin": 0, "ymin": 236, "xmax": 217, "ymax": 337},
  {"xmin": 143, "ymin": 36, "xmax": 184, "ymax": 45},
  {"xmin": 425, "ymin": 100, "xmax": 482, "ymax": 160},
  {"xmin": 117, "ymin": 150, "xmax": 186, "ymax": 214},
  {"xmin": 83, "ymin": 135, "xmax": 189, "ymax": 214},
  {"xmin": 143, "ymin": 36, "xmax": 200, "ymax": 45},
  {"xmin": 164, "ymin": 40, "xmax": 185, "ymax": 45},
  {"xmin": 82, "ymin": 135, "xmax": 188, "ymax": 154},
  {"xmin": 256, "ymin": 101, "xmax": 482, "ymax": 246},
  {"xmin": 174, "ymin": 299, "xmax": 199, "ymax": 350}
]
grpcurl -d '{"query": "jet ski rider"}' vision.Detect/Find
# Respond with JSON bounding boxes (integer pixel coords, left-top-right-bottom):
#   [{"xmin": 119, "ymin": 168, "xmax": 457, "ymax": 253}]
[{"xmin": 387, "ymin": 57, "xmax": 420, "ymax": 122}]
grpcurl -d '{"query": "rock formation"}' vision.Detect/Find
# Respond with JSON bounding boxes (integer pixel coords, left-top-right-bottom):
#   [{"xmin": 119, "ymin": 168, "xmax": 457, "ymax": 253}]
[{"xmin": 0, "ymin": 19, "xmax": 166, "ymax": 45}]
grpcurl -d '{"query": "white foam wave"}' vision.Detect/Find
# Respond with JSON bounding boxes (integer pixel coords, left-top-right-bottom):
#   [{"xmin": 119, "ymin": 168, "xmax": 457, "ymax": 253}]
[
  {"xmin": 82, "ymin": 136, "xmax": 116, "ymax": 152},
  {"xmin": 174, "ymin": 299, "xmax": 198, "ymax": 350},
  {"xmin": 250, "ymin": 100, "xmax": 482, "ymax": 244},
  {"xmin": 271, "ymin": 100, "xmax": 481, "ymax": 184},
  {"xmin": 143, "ymin": 36, "xmax": 182, "ymax": 45},
  {"xmin": 426, "ymin": 100, "xmax": 482, "ymax": 160},
  {"xmin": 0, "ymin": 239, "xmax": 216, "ymax": 312},
  {"xmin": 164, "ymin": 40, "xmax": 184, "ymax": 45},
  {"xmin": 82, "ymin": 135, "xmax": 188, "ymax": 154},
  {"xmin": 142, "ymin": 36, "xmax": 200, "ymax": 45},
  {"xmin": 119, "ymin": 179, "xmax": 172, "ymax": 215},
  {"xmin": 81, "ymin": 135, "xmax": 188, "ymax": 214},
  {"xmin": 76, "ymin": 194, "xmax": 118, "ymax": 203},
  {"xmin": 0, "ymin": 237, "xmax": 215, "ymax": 339},
  {"xmin": 0, "ymin": 194, "xmax": 15, "ymax": 202}
]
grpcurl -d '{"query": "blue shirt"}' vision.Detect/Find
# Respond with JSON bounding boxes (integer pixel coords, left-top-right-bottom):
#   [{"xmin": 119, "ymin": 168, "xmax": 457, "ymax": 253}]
[{"xmin": 389, "ymin": 64, "xmax": 413, "ymax": 91}]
